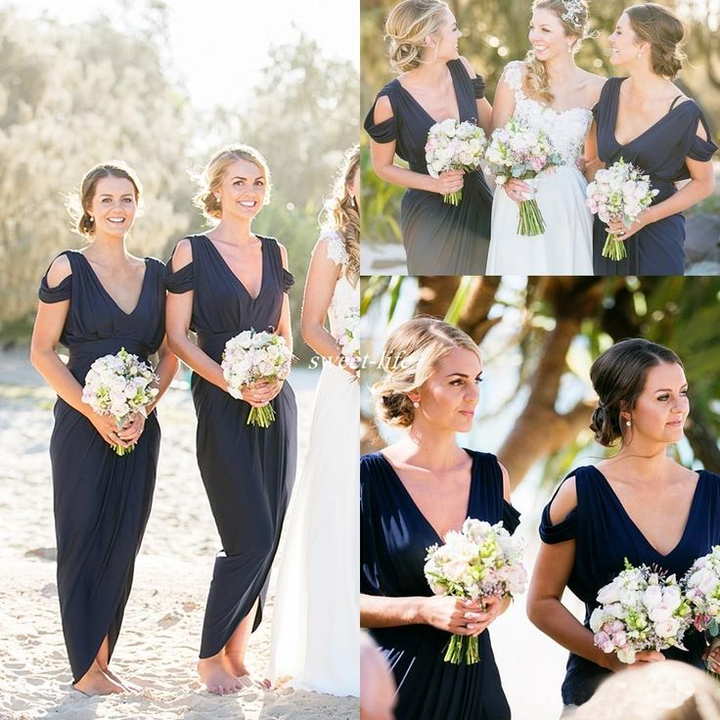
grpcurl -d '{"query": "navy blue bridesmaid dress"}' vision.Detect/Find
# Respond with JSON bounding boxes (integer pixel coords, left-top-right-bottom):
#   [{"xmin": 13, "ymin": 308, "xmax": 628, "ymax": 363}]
[
  {"xmin": 165, "ymin": 234, "xmax": 297, "ymax": 658},
  {"xmin": 38, "ymin": 250, "xmax": 166, "ymax": 683},
  {"xmin": 361, "ymin": 450, "xmax": 520, "ymax": 720},
  {"xmin": 364, "ymin": 59, "xmax": 493, "ymax": 275},
  {"xmin": 540, "ymin": 465, "xmax": 720, "ymax": 707},
  {"xmin": 592, "ymin": 77, "xmax": 718, "ymax": 275}
]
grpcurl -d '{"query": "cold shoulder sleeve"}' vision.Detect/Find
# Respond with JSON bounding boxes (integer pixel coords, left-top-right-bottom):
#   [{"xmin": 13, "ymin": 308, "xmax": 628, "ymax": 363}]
[
  {"xmin": 281, "ymin": 268, "xmax": 295, "ymax": 293},
  {"xmin": 471, "ymin": 76, "xmax": 486, "ymax": 100},
  {"xmin": 503, "ymin": 500, "xmax": 521, "ymax": 534},
  {"xmin": 38, "ymin": 254, "xmax": 72, "ymax": 303},
  {"xmin": 165, "ymin": 242, "xmax": 194, "ymax": 294},
  {"xmin": 165, "ymin": 262, "xmax": 194, "ymax": 294},
  {"xmin": 364, "ymin": 87, "xmax": 397, "ymax": 144},
  {"xmin": 539, "ymin": 479, "xmax": 578, "ymax": 544},
  {"xmin": 685, "ymin": 104, "xmax": 718, "ymax": 162}
]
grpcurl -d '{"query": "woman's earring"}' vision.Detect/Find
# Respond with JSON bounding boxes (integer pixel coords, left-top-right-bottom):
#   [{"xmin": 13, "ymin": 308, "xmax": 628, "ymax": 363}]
[
  {"xmin": 413, "ymin": 401, "xmax": 420, "ymax": 408},
  {"xmin": 637, "ymin": 52, "xmax": 643, "ymax": 59},
  {"xmin": 626, "ymin": 420, "xmax": 632, "ymax": 427},
  {"xmin": 568, "ymin": 43, "xmax": 573, "ymax": 54}
]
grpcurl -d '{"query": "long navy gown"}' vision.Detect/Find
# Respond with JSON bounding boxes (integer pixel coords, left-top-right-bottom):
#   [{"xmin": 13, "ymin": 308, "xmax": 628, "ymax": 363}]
[
  {"xmin": 540, "ymin": 465, "xmax": 720, "ymax": 707},
  {"xmin": 361, "ymin": 450, "xmax": 520, "ymax": 720},
  {"xmin": 38, "ymin": 250, "xmax": 166, "ymax": 683},
  {"xmin": 165, "ymin": 234, "xmax": 297, "ymax": 658},
  {"xmin": 364, "ymin": 59, "xmax": 493, "ymax": 275},
  {"xmin": 592, "ymin": 77, "xmax": 718, "ymax": 275}
]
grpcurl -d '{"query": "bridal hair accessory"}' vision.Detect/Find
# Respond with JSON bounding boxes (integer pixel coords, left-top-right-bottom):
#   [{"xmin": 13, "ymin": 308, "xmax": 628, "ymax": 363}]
[{"xmin": 561, "ymin": 0, "xmax": 584, "ymax": 27}]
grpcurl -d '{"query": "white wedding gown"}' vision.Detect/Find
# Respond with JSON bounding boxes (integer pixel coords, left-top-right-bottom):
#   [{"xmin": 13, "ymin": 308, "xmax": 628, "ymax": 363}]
[
  {"xmin": 267, "ymin": 230, "xmax": 360, "ymax": 697},
  {"xmin": 487, "ymin": 61, "xmax": 594, "ymax": 274}
]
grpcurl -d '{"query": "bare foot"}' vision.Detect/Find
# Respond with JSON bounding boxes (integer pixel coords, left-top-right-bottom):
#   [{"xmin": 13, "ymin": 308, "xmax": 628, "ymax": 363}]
[
  {"xmin": 73, "ymin": 667, "xmax": 125, "ymax": 696},
  {"xmin": 198, "ymin": 656, "xmax": 244, "ymax": 695},
  {"xmin": 223, "ymin": 653, "xmax": 271, "ymax": 689}
]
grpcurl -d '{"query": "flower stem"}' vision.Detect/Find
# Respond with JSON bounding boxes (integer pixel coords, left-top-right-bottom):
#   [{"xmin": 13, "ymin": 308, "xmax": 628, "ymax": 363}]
[
  {"xmin": 601, "ymin": 233, "xmax": 627, "ymax": 261},
  {"xmin": 517, "ymin": 199, "xmax": 546, "ymax": 236}
]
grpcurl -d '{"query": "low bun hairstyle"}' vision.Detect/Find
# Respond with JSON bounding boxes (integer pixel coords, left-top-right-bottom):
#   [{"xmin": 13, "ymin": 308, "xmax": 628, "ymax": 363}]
[
  {"xmin": 626, "ymin": 3, "xmax": 686, "ymax": 79},
  {"xmin": 193, "ymin": 144, "xmax": 272, "ymax": 223},
  {"xmin": 385, "ymin": 0, "xmax": 449, "ymax": 74},
  {"xmin": 68, "ymin": 161, "xmax": 142, "ymax": 238},
  {"xmin": 372, "ymin": 317, "xmax": 481, "ymax": 428},
  {"xmin": 589, "ymin": 338, "xmax": 683, "ymax": 447}
]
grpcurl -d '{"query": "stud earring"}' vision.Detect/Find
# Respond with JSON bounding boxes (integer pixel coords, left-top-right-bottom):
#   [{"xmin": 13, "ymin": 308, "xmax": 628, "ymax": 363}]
[
  {"xmin": 626, "ymin": 420, "xmax": 632, "ymax": 427},
  {"xmin": 413, "ymin": 401, "xmax": 420, "ymax": 408},
  {"xmin": 637, "ymin": 52, "xmax": 643, "ymax": 58}
]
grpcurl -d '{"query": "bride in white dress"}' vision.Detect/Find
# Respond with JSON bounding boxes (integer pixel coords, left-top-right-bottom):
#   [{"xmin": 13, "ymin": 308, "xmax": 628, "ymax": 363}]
[
  {"xmin": 267, "ymin": 146, "xmax": 360, "ymax": 697},
  {"xmin": 486, "ymin": 0, "xmax": 604, "ymax": 275}
]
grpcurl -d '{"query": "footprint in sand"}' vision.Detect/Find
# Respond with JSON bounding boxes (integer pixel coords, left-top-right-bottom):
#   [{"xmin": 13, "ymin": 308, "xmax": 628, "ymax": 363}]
[{"xmin": 158, "ymin": 611, "xmax": 182, "ymax": 629}]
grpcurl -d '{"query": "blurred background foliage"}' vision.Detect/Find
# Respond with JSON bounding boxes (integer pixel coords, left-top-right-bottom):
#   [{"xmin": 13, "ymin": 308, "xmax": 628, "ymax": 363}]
[
  {"xmin": 0, "ymin": 2, "xmax": 358, "ymax": 361},
  {"xmin": 360, "ymin": 275, "xmax": 720, "ymax": 489},
  {"xmin": 360, "ymin": 0, "xmax": 720, "ymax": 248}
]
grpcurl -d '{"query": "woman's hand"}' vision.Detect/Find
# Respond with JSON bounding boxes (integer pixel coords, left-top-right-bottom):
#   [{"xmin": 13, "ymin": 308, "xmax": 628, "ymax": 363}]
[
  {"xmin": 87, "ymin": 412, "xmax": 132, "ymax": 450},
  {"xmin": 576, "ymin": 156, "xmax": 588, "ymax": 174},
  {"xmin": 117, "ymin": 410, "xmax": 147, "ymax": 446},
  {"xmin": 604, "ymin": 649, "xmax": 665, "ymax": 673},
  {"xmin": 606, "ymin": 210, "xmax": 652, "ymax": 241},
  {"xmin": 502, "ymin": 178, "xmax": 533, "ymax": 205},
  {"xmin": 239, "ymin": 380, "xmax": 283, "ymax": 407},
  {"xmin": 433, "ymin": 169, "xmax": 464, "ymax": 197},
  {"xmin": 420, "ymin": 596, "xmax": 497, "ymax": 636},
  {"xmin": 703, "ymin": 641, "xmax": 720, "ymax": 673}
]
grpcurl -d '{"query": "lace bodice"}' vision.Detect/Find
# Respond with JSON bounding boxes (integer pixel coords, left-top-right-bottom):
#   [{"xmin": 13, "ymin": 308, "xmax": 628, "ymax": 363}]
[
  {"xmin": 503, "ymin": 61, "xmax": 592, "ymax": 166},
  {"xmin": 318, "ymin": 231, "xmax": 358, "ymax": 339}
]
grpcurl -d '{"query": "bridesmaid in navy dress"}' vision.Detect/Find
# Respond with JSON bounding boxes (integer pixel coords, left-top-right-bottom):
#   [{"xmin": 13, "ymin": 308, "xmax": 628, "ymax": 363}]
[
  {"xmin": 30, "ymin": 162, "xmax": 177, "ymax": 696},
  {"xmin": 589, "ymin": 4, "xmax": 717, "ymax": 275},
  {"xmin": 527, "ymin": 339, "xmax": 720, "ymax": 713},
  {"xmin": 364, "ymin": 0, "xmax": 494, "ymax": 275},
  {"xmin": 361, "ymin": 318, "xmax": 520, "ymax": 720},
  {"xmin": 165, "ymin": 145, "xmax": 297, "ymax": 695}
]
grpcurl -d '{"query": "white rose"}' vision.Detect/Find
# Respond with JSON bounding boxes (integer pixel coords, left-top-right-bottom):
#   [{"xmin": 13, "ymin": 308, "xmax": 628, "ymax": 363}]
[
  {"xmin": 655, "ymin": 618, "xmax": 681, "ymax": 639},
  {"xmin": 648, "ymin": 603, "xmax": 673, "ymax": 623},
  {"xmin": 642, "ymin": 584, "xmax": 663, "ymax": 610}
]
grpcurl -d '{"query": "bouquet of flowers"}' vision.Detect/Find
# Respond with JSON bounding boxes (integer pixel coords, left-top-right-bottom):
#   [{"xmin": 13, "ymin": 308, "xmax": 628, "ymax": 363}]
[
  {"xmin": 425, "ymin": 119, "xmax": 487, "ymax": 206},
  {"xmin": 586, "ymin": 158, "xmax": 658, "ymax": 261},
  {"xmin": 590, "ymin": 559, "xmax": 692, "ymax": 664},
  {"xmin": 338, "ymin": 307, "xmax": 360, "ymax": 376},
  {"xmin": 682, "ymin": 546, "xmax": 720, "ymax": 665},
  {"xmin": 485, "ymin": 117, "xmax": 563, "ymax": 236},
  {"xmin": 221, "ymin": 330, "xmax": 293, "ymax": 428},
  {"xmin": 424, "ymin": 518, "xmax": 527, "ymax": 664},
  {"xmin": 81, "ymin": 347, "xmax": 159, "ymax": 456}
]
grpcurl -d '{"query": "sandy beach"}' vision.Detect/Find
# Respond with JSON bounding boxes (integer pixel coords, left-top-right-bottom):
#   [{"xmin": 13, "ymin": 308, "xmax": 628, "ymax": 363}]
[{"xmin": 0, "ymin": 349, "xmax": 359, "ymax": 720}]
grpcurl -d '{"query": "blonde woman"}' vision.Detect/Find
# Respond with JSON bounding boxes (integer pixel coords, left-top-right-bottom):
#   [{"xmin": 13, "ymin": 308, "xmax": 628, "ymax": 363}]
[
  {"xmin": 165, "ymin": 145, "xmax": 296, "ymax": 695},
  {"xmin": 30, "ymin": 162, "xmax": 177, "ymax": 695},
  {"xmin": 360, "ymin": 318, "xmax": 520, "ymax": 719},
  {"xmin": 364, "ymin": 0, "xmax": 493, "ymax": 275},
  {"xmin": 486, "ymin": 0, "xmax": 604, "ymax": 274},
  {"xmin": 591, "ymin": 4, "xmax": 717, "ymax": 275},
  {"xmin": 267, "ymin": 146, "xmax": 360, "ymax": 696}
]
